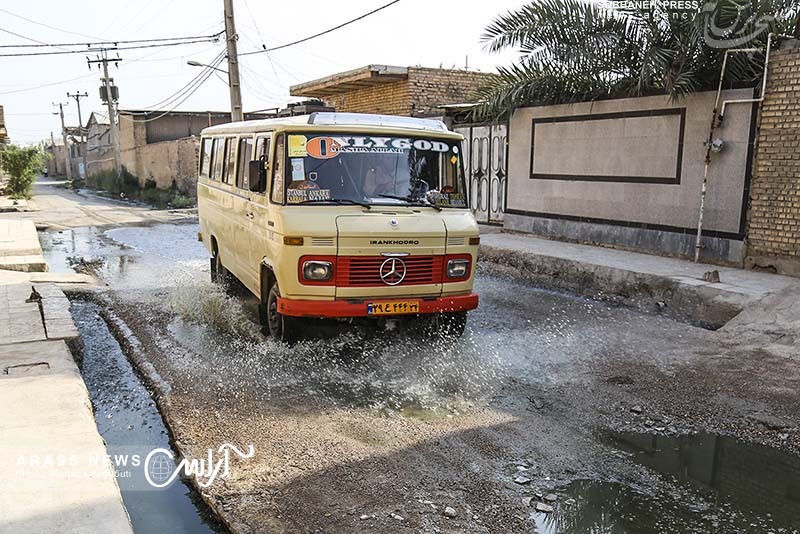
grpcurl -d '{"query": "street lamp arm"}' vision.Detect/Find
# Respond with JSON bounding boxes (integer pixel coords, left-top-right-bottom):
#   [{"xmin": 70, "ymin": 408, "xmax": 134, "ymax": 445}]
[{"xmin": 186, "ymin": 60, "xmax": 228, "ymax": 75}]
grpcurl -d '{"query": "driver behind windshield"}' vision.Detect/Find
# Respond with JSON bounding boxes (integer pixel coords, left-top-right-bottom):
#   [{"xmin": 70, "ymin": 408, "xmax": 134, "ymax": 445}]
[{"xmin": 362, "ymin": 160, "xmax": 396, "ymax": 198}]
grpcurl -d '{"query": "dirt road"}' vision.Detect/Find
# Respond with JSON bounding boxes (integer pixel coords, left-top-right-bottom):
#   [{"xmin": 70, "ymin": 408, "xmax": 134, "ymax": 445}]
[{"xmin": 39, "ymin": 214, "xmax": 800, "ymax": 534}]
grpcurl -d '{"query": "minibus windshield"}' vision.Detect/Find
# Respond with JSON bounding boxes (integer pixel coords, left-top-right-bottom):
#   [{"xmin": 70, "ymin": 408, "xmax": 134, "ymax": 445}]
[{"xmin": 284, "ymin": 133, "xmax": 467, "ymax": 208}]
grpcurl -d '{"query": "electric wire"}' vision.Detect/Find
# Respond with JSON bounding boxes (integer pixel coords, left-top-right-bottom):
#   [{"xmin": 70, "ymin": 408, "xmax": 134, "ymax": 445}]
[
  {"xmin": 240, "ymin": 0, "xmax": 401, "ymax": 55},
  {"xmin": 0, "ymin": 37, "xmax": 223, "ymax": 57},
  {"xmin": 0, "ymin": 6, "xmax": 105, "ymax": 41}
]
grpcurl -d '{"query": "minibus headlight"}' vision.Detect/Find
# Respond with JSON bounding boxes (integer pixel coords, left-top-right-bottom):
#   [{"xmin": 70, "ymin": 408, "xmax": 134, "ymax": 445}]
[
  {"xmin": 446, "ymin": 258, "xmax": 470, "ymax": 279},
  {"xmin": 302, "ymin": 260, "xmax": 333, "ymax": 281}
]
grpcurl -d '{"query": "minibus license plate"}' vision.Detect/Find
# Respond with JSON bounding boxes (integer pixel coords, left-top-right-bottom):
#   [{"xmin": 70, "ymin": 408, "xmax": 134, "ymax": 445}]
[{"xmin": 367, "ymin": 300, "xmax": 420, "ymax": 315}]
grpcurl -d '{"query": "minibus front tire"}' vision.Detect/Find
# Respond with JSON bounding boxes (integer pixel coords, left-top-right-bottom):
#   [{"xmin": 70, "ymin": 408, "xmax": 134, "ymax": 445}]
[
  {"xmin": 433, "ymin": 311, "xmax": 468, "ymax": 338},
  {"xmin": 264, "ymin": 282, "xmax": 298, "ymax": 342}
]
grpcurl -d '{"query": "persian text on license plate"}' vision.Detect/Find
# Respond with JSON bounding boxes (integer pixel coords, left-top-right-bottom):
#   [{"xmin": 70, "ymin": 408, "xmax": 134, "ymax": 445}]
[{"xmin": 366, "ymin": 300, "xmax": 420, "ymax": 315}]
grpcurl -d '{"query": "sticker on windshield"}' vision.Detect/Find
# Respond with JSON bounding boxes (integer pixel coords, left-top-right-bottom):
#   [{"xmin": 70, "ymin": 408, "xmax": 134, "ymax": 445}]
[
  {"xmin": 428, "ymin": 192, "xmax": 467, "ymax": 207},
  {"xmin": 291, "ymin": 158, "xmax": 305, "ymax": 182},
  {"xmin": 288, "ymin": 135, "xmax": 308, "ymax": 157},
  {"xmin": 306, "ymin": 137, "xmax": 342, "ymax": 159},
  {"xmin": 302, "ymin": 136, "xmax": 452, "ymax": 159},
  {"xmin": 287, "ymin": 188, "xmax": 331, "ymax": 204}
]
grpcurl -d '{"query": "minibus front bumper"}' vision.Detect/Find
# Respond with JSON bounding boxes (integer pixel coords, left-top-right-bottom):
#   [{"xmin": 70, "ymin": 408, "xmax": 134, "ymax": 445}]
[{"xmin": 277, "ymin": 293, "xmax": 479, "ymax": 318}]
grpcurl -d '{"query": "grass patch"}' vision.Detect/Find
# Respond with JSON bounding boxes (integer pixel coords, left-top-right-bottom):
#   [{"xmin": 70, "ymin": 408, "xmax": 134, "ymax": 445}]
[{"xmin": 85, "ymin": 169, "xmax": 196, "ymax": 209}]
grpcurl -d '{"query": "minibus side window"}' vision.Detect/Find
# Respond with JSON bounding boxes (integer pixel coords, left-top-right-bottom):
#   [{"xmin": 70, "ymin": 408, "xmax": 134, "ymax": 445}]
[
  {"xmin": 255, "ymin": 135, "xmax": 271, "ymax": 195},
  {"xmin": 211, "ymin": 137, "xmax": 225, "ymax": 181},
  {"xmin": 199, "ymin": 138, "xmax": 212, "ymax": 179},
  {"xmin": 236, "ymin": 137, "xmax": 253, "ymax": 190},
  {"xmin": 224, "ymin": 138, "xmax": 237, "ymax": 185},
  {"xmin": 271, "ymin": 134, "xmax": 285, "ymax": 204}
]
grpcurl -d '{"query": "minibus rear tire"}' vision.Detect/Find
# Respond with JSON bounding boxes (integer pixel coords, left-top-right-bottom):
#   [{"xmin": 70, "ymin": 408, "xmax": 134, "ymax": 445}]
[{"xmin": 210, "ymin": 247, "xmax": 231, "ymax": 287}]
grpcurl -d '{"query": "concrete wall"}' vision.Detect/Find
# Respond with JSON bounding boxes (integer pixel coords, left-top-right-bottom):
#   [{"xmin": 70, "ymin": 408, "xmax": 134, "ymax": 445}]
[
  {"xmin": 86, "ymin": 120, "xmax": 114, "ymax": 177},
  {"xmin": 121, "ymin": 136, "xmax": 199, "ymax": 195},
  {"xmin": 505, "ymin": 89, "xmax": 757, "ymax": 263},
  {"xmin": 746, "ymin": 48, "xmax": 800, "ymax": 276}
]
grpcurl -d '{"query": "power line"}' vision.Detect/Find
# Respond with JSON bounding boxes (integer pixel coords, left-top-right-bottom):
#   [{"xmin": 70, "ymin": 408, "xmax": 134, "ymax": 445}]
[
  {"xmin": 0, "ymin": 7, "xmax": 105, "ymax": 41},
  {"xmin": 0, "ymin": 36, "xmax": 223, "ymax": 58},
  {"xmin": 0, "ymin": 31, "xmax": 225, "ymax": 49},
  {"xmin": 120, "ymin": 66, "xmax": 220, "ymax": 123},
  {"xmin": 240, "ymin": 0, "xmax": 401, "ymax": 56},
  {"xmin": 0, "ymin": 72, "xmax": 96, "ymax": 96},
  {"xmin": 121, "ymin": 51, "xmax": 227, "ymax": 116},
  {"xmin": 0, "ymin": 41, "xmax": 225, "ymax": 96}
]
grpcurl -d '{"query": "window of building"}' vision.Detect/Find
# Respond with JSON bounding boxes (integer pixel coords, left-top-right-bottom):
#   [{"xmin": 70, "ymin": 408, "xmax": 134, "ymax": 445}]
[{"xmin": 236, "ymin": 137, "xmax": 253, "ymax": 190}]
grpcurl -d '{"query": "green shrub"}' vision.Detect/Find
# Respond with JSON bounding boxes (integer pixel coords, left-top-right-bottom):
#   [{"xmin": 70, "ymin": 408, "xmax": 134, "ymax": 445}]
[
  {"xmin": 0, "ymin": 145, "xmax": 47, "ymax": 199},
  {"xmin": 84, "ymin": 169, "xmax": 196, "ymax": 208}
]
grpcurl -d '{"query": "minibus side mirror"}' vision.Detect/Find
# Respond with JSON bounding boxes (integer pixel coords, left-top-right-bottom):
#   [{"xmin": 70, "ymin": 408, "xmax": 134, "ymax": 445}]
[{"xmin": 248, "ymin": 160, "xmax": 265, "ymax": 192}]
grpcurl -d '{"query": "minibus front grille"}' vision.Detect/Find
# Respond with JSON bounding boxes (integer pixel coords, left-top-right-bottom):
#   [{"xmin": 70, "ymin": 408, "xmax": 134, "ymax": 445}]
[{"xmin": 336, "ymin": 256, "xmax": 444, "ymax": 287}]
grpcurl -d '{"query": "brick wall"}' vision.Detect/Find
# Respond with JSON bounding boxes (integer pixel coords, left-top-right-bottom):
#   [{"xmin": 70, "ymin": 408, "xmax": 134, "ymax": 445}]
[
  {"xmin": 746, "ymin": 48, "xmax": 800, "ymax": 276},
  {"xmin": 329, "ymin": 81, "xmax": 410, "ymax": 115},
  {"xmin": 323, "ymin": 68, "xmax": 494, "ymax": 117},
  {"xmin": 407, "ymin": 67, "xmax": 494, "ymax": 117}
]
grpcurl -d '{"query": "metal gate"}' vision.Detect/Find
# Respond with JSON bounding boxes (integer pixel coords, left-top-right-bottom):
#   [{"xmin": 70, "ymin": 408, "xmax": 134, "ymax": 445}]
[{"xmin": 453, "ymin": 123, "xmax": 507, "ymax": 224}]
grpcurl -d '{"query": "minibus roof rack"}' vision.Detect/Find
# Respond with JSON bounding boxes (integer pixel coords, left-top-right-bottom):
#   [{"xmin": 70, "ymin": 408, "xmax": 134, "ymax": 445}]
[{"xmin": 307, "ymin": 112, "xmax": 449, "ymax": 132}]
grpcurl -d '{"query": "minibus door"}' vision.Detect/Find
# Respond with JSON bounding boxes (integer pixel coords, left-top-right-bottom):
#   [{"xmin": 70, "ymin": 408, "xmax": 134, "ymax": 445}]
[{"xmin": 247, "ymin": 135, "xmax": 273, "ymax": 290}]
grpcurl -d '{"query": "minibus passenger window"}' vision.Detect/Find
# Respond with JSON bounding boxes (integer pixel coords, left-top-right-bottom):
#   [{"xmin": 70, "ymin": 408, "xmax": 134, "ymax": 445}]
[
  {"xmin": 211, "ymin": 138, "xmax": 225, "ymax": 181},
  {"xmin": 256, "ymin": 137, "xmax": 271, "ymax": 194},
  {"xmin": 271, "ymin": 134, "xmax": 285, "ymax": 204},
  {"xmin": 224, "ymin": 139, "xmax": 237, "ymax": 185},
  {"xmin": 236, "ymin": 137, "xmax": 253, "ymax": 190},
  {"xmin": 199, "ymin": 138, "xmax": 212, "ymax": 178}
]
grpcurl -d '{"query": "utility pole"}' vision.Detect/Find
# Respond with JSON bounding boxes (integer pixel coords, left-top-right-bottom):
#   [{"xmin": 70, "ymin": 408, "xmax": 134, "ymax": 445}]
[
  {"xmin": 223, "ymin": 0, "xmax": 244, "ymax": 122},
  {"xmin": 67, "ymin": 91, "xmax": 89, "ymax": 180},
  {"xmin": 53, "ymin": 102, "xmax": 73, "ymax": 182},
  {"xmin": 88, "ymin": 50, "xmax": 122, "ymax": 178}
]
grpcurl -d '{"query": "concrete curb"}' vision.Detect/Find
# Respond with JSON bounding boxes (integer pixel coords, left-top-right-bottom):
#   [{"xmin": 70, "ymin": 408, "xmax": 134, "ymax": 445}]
[
  {"xmin": 75, "ymin": 291, "xmax": 234, "ymax": 533},
  {"xmin": 478, "ymin": 244, "xmax": 750, "ymax": 328}
]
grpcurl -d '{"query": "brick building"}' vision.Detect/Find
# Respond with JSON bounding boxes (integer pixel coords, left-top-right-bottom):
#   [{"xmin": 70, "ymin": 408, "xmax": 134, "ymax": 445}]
[
  {"xmin": 0, "ymin": 105, "xmax": 7, "ymax": 145},
  {"xmin": 746, "ymin": 46, "xmax": 800, "ymax": 276},
  {"xmin": 289, "ymin": 64, "xmax": 495, "ymax": 117}
]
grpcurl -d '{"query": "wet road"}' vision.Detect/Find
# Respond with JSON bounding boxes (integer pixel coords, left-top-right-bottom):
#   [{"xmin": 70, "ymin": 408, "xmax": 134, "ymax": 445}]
[{"xmin": 43, "ymin": 223, "xmax": 800, "ymax": 533}]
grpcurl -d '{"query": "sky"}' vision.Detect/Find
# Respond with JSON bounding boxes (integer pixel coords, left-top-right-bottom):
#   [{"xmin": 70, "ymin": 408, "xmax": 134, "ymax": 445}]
[{"xmin": 0, "ymin": 0, "xmax": 525, "ymax": 144}]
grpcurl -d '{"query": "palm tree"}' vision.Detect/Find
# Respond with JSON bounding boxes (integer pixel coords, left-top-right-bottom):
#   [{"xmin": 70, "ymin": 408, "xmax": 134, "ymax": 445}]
[{"xmin": 476, "ymin": 0, "xmax": 800, "ymax": 118}]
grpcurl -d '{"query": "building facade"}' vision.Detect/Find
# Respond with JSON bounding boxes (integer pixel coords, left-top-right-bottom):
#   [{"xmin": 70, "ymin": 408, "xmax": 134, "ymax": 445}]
[
  {"xmin": 745, "ymin": 47, "xmax": 800, "ymax": 276},
  {"xmin": 290, "ymin": 64, "xmax": 494, "ymax": 118},
  {"xmin": 116, "ymin": 110, "xmax": 273, "ymax": 194},
  {"xmin": 0, "ymin": 106, "xmax": 7, "ymax": 145}
]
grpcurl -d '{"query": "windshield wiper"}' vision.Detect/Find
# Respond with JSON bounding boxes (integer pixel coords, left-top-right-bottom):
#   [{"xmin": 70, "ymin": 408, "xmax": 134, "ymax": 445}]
[
  {"xmin": 376, "ymin": 194, "xmax": 442, "ymax": 211},
  {"xmin": 296, "ymin": 198, "xmax": 372, "ymax": 209}
]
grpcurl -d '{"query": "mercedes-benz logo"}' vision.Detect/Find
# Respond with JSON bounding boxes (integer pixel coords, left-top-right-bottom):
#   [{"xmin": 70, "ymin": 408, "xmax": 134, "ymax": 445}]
[{"xmin": 379, "ymin": 257, "xmax": 406, "ymax": 286}]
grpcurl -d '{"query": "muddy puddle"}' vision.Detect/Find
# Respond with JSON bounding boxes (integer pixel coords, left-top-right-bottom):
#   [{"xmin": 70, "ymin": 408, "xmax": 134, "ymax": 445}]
[
  {"xmin": 71, "ymin": 300, "xmax": 223, "ymax": 533},
  {"xmin": 530, "ymin": 431, "xmax": 800, "ymax": 533}
]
